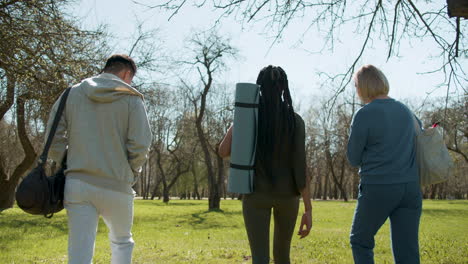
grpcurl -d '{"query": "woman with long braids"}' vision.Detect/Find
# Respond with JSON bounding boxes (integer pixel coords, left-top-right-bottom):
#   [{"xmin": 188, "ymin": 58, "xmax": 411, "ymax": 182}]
[{"xmin": 219, "ymin": 65, "xmax": 312, "ymax": 264}]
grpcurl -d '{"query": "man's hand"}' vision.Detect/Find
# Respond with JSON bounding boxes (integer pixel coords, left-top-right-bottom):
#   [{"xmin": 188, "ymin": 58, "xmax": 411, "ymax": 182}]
[{"xmin": 297, "ymin": 210, "xmax": 312, "ymax": 239}]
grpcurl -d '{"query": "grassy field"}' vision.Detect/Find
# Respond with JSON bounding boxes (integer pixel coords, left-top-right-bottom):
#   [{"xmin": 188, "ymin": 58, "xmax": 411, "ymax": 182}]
[{"xmin": 0, "ymin": 199, "xmax": 467, "ymax": 264}]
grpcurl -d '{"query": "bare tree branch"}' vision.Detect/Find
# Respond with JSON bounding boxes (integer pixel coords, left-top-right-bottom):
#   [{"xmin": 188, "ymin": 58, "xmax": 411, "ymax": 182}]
[
  {"xmin": 387, "ymin": 0, "xmax": 402, "ymax": 60},
  {"xmin": 406, "ymin": 0, "xmax": 445, "ymax": 49},
  {"xmin": 0, "ymin": 71, "xmax": 15, "ymax": 120},
  {"xmin": 326, "ymin": 0, "xmax": 382, "ymax": 113}
]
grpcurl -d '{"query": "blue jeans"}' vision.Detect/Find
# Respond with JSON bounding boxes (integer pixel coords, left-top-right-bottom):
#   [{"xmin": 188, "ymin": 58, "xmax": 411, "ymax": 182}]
[{"xmin": 350, "ymin": 182, "xmax": 422, "ymax": 264}]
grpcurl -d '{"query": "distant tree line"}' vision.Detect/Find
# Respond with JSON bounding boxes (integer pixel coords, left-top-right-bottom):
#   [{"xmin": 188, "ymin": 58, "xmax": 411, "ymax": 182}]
[{"xmin": 135, "ymin": 88, "xmax": 467, "ymax": 203}]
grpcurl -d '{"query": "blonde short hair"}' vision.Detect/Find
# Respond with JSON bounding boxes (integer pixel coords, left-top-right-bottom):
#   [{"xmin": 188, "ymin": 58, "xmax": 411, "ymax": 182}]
[{"xmin": 353, "ymin": 65, "xmax": 389, "ymax": 102}]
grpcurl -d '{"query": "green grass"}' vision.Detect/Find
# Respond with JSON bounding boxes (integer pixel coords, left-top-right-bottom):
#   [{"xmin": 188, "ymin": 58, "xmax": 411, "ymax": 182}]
[{"xmin": 1, "ymin": 200, "xmax": 467, "ymax": 264}]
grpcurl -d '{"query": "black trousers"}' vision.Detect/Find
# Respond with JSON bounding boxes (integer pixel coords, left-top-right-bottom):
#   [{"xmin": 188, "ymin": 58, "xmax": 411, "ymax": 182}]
[{"xmin": 242, "ymin": 193, "xmax": 300, "ymax": 264}]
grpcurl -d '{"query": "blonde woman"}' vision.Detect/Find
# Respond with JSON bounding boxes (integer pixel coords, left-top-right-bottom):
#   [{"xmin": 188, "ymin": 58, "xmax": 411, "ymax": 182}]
[{"xmin": 347, "ymin": 65, "xmax": 422, "ymax": 264}]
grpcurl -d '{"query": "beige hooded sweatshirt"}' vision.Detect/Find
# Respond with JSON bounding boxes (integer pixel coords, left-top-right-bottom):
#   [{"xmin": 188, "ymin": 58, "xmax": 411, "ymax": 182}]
[{"xmin": 46, "ymin": 73, "xmax": 152, "ymax": 194}]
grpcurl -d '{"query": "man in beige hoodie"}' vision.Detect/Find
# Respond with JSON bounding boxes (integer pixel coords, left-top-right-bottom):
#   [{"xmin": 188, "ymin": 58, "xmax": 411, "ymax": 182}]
[{"xmin": 45, "ymin": 54, "xmax": 152, "ymax": 264}]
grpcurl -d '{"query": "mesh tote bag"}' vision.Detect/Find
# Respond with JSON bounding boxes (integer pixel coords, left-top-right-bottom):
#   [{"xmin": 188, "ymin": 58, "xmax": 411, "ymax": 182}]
[{"xmin": 413, "ymin": 116, "xmax": 454, "ymax": 187}]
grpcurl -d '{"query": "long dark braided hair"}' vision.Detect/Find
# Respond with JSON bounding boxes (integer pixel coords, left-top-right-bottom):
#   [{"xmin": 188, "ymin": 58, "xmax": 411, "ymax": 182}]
[{"xmin": 256, "ymin": 65, "xmax": 296, "ymax": 183}]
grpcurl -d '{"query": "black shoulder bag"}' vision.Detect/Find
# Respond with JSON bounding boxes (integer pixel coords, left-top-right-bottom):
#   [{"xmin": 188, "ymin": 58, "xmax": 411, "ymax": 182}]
[{"xmin": 15, "ymin": 87, "xmax": 71, "ymax": 218}]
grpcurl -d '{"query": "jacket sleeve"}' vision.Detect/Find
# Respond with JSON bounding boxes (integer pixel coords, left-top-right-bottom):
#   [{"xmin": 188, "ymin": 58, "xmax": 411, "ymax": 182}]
[
  {"xmin": 293, "ymin": 114, "xmax": 307, "ymax": 191},
  {"xmin": 126, "ymin": 96, "xmax": 152, "ymax": 174},
  {"xmin": 347, "ymin": 109, "xmax": 368, "ymax": 167},
  {"xmin": 45, "ymin": 92, "xmax": 68, "ymax": 163}
]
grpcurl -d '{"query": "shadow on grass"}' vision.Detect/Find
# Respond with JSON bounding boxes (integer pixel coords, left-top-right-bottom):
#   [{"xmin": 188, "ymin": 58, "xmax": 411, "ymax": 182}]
[
  {"xmin": 191, "ymin": 212, "xmax": 206, "ymax": 225},
  {"xmin": 423, "ymin": 208, "xmax": 467, "ymax": 217},
  {"xmin": 446, "ymin": 200, "xmax": 468, "ymax": 205},
  {"xmin": 133, "ymin": 208, "xmax": 243, "ymax": 230},
  {"xmin": 136, "ymin": 200, "xmax": 203, "ymax": 207},
  {"xmin": 190, "ymin": 209, "xmax": 226, "ymax": 224},
  {"xmin": 0, "ymin": 216, "xmax": 68, "ymax": 232},
  {"xmin": 424, "ymin": 200, "xmax": 468, "ymax": 205},
  {"xmin": 174, "ymin": 209, "xmax": 242, "ymax": 229}
]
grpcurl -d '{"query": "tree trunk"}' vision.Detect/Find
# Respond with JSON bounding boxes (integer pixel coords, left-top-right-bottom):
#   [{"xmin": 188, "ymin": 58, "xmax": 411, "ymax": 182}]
[
  {"xmin": 139, "ymin": 169, "xmax": 144, "ymax": 198},
  {"xmin": 209, "ymin": 189, "xmax": 220, "ymax": 209},
  {"xmin": 0, "ymin": 180, "xmax": 18, "ymax": 211},
  {"xmin": 223, "ymin": 181, "xmax": 227, "ymax": 200},
  {"xmin": 191, "ymin": 162, "xmax": 201, "ymax": 200},
  {"xmin": 162, "ymin": 188, "xmax": 170, "ymax": 203},
  {"xmin": 216, "ymin": 154, "xmax": 225, "ymax": 200},
  {"xmin": 194, "ymin": 185, "xmax": 200, "ymax": 200},
  {"xmin": 314, "ymin": 179, "xmax": 321, "ymax": 199},
  {"xmin": 150, "ymin": 179, "xmax": 162, "ymax": 200},
  {"xmin": 141, "ymin": 163, "xmax": 147, "ymax": 199},
  {"xmin": 315, "ymin": 171, "xmax": 322, "ymax": 199},
  {"xmin": 338, "ymin": 156, "xmax": 348, "ymax": 202},
  {"xmin": 352, "ymin": 168, "xmax": 359, "ymax": 199},
  {"xmin": 145, "ymin": 162, "xmax": 152, "ymax": 199},
  {"xmin": 0, "ymin": 95, "xmax": 37, "ymax": 210},
  {"xmin": 332, "ymin": 184, "xmax": 338, "ymax": 199},
  {"xmin": 438, "ymin": 183, "xmax": 446, "ymax": 199},
  {"xmin": 326, "ymin": 148, "xmax": 348, "ymax": 201},
  {"xmin": 430, "ymin": 185, "xmax": 437, "ymax": 199},
  {"xmin": 195, "ymin": 119, "xmax": 219, "ymax": 210},
  {"xmin": 323, "ymin": 171, "xmax": 329, "ymax": 200}
]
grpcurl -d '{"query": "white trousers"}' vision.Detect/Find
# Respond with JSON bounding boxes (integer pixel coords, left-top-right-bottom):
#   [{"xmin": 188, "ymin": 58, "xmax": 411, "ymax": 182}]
[{"xmin": 64, "ymin": 178, "xmax": 134, "ymax": 264}]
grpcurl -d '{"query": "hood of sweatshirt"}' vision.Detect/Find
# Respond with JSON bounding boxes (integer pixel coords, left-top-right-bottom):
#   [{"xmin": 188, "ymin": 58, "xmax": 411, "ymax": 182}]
[{"xmin": 79, "ymin": 73, "xmax": 144, "ymax": 103}]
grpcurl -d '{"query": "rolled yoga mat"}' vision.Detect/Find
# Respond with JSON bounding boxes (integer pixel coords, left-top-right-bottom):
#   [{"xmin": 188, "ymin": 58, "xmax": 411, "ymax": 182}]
[{"xmin": 228, "ymin": 82, "xmax": 260, "ymax": 194}]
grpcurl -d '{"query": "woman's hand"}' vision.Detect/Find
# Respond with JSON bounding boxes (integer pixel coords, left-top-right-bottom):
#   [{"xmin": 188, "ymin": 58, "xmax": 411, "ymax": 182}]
[
  {"xmin": 297, "ymin": 210, "xmax": 312, "ymax": 239},
  {"xmin": 298, "ymin": 175, "xmax": 312, "ymax": 239}
]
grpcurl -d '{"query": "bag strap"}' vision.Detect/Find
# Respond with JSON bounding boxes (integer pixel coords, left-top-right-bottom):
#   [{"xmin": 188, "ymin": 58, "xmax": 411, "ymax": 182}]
[
  {"xmin": 39, "ymin": 88, "xmax": 72, "ymax": 166},
  {"xmin": 412, "ymin": 114, "xmax": 422, "ymax": 136}
]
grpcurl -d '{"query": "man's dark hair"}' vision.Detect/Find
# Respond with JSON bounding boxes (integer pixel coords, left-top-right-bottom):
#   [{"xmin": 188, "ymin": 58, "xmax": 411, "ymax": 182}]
[{"xmin": 102, "ymin": 54, "xmax": 137, "ymax": 76}]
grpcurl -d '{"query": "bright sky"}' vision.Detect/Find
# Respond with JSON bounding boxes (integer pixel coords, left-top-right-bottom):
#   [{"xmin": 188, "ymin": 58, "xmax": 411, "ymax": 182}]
[{"xmin": 70, "ymin": 0, "xmax": 465, "ymax": 108}]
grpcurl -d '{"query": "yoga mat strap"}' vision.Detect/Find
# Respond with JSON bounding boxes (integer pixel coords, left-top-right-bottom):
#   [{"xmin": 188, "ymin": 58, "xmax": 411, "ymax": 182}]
[
  {"xmin": 230, "ymin": 163, "xmax": 255, "ymax": 170},
  {"xmin": 235, "ymin": 102, "xmax": 259, "ymax": 108}
]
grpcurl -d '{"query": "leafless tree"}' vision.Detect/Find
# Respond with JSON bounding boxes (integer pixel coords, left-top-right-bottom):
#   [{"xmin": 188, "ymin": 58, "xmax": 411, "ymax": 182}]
[
  {"xmin": 179, "ymin": 29, "xmax": 238, "ymax": 210},
  {"xmin": 0, "ymin": 0, "xmax": 108, "ymax": 210}
]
